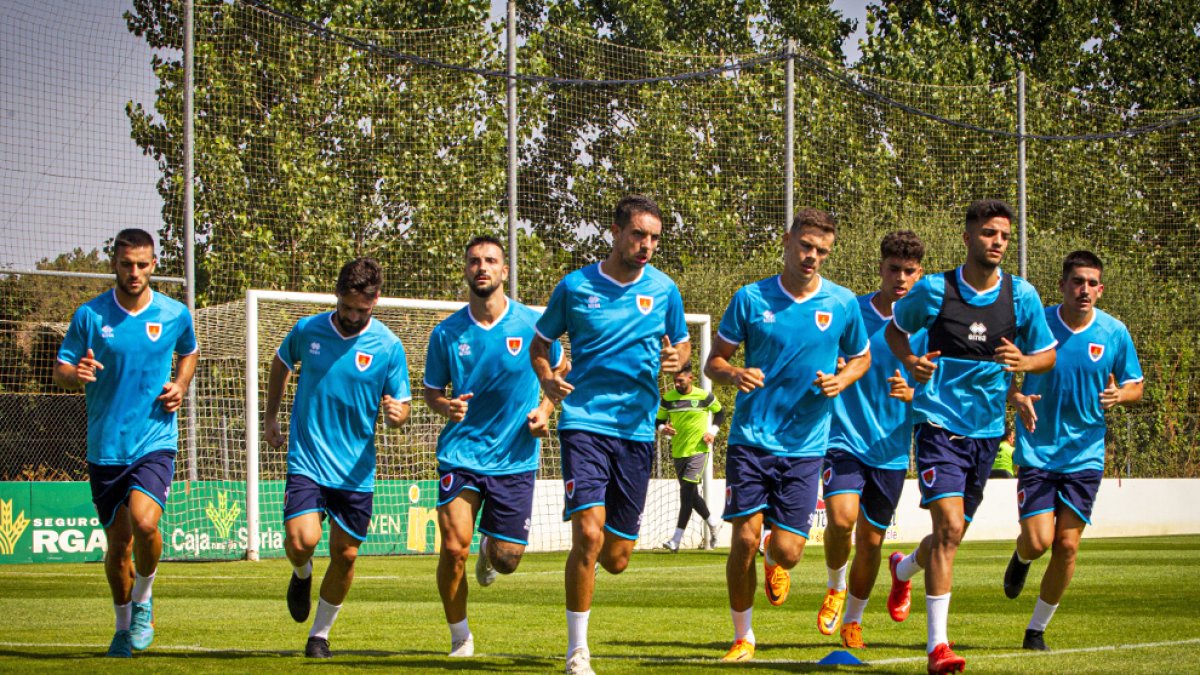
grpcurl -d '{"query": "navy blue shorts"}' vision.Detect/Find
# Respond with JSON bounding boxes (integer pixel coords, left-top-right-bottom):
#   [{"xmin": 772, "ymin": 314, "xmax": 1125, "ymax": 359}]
[
  {"xmin": 283, "ymin": 474, "xmax": 374, "ymax": 542},
  {"xmin": 822, "ymin": 448, "xmax": 907, "ymax": 531},
  {"xmin": 1017, "ymin": 467, "xmax": 1103, "ymax": 525},
  {"xmin": 560, "ymin": 429, "xmax": 654, "ymax": 541},
  {"xmin": 88, "ymin": 450, "xmax": 175, "ymax": 528},
  {"xmin": 915, "ymin": 423, "xmax": 1000, "ymax": 521},
  {"xmin": 438, "ymin": 468, "xmax": 536, "ymax": 546},
  {"xmin": 723, "ymin": 444, "xmax": 822, "ymax": 538}
]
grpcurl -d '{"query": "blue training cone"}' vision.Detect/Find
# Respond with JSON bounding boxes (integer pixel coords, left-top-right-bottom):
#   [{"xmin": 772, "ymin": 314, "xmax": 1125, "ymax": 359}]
[{"xmin": 818, "ymin": 649, "xmax": 864, "ymax": 666}]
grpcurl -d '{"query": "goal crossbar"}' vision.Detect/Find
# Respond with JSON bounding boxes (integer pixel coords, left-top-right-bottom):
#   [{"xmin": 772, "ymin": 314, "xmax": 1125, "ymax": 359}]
[{"xmin": 244, "ymin": 289, "xmax": 712, "ymax": 560}]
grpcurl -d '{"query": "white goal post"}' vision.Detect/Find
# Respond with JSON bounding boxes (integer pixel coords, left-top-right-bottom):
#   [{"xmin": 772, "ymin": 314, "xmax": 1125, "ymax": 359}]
[{"xmin": 243, "ymin": 289, "xmax": 714, "ymax": 561}]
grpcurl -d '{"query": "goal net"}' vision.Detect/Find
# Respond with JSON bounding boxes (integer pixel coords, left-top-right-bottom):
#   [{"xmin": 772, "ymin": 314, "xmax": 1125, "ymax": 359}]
[{"xmin": 163, "ymin": 290, "xmax": 715, "ymax": 560}]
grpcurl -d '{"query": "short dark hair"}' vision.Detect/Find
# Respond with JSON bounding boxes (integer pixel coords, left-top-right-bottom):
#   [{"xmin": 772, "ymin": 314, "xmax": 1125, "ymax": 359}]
[
  {"xmin": 1061, "ymin": 250, "xmax": 1103, "ymax": 280},
  {"xmin": 965, "ymin": 199, "xmax": 1015, "ymax": 229},
  {"xmin": 464, "ymin": 234, "xmax": 505, "ymax": 259},
  {"xmin": 676, "ymin": 361, "xmax": 694, "ymax": 375},
  {"xmin": 113, "ymin": 228, "xmax": 155, "ymax": 257},
  {"xmin": 880, "ymin": 230, "xmax": 925, "ymax": 262},
  {"xmin": 336, "ymin": 258, "xmax": 383, "ymax": 297},
  {"xmin": 789, "ymin": 207, "xmax": 837, "ymax": 236},
  {"xmin": 614, "ymin": 194, "xmax": 662, "ymax": 229}
]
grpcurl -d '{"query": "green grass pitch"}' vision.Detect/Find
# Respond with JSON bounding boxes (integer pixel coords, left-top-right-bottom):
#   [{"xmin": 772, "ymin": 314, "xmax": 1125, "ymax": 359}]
[{"xmin": 2, "ymin": 536, "xmax": 1199, "ymax": 673}]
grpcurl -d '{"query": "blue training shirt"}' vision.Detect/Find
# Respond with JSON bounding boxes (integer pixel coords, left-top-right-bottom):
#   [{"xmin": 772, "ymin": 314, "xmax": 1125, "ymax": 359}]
[
  {"xmin": 277, "ymin": 313, "xmax": 410, "ymax": 492},
  {"xmin": 718, "ymin": 276, "xmax": 870, "ymax": 458},
  {"xmin": 535, "ymin": 263, "xmax": 689, "ymax": 442},
  {"xmin": 829, "ymin": 293, "xmax": 926, "ymax": 470},
  {"xmin": 892, "ymin": 266, "xmax": 1056, "ymax": 439},
  {"xmin": 425, "ymin": 299, "xmax": 563, "ymax": 475},
  {"xmin": 1016, "ymin": 306, "xmax": 1143, "ymax": 473},
  {"xmin": 57, "ymin": 289, "xmax": 198, "ymax": 466}
]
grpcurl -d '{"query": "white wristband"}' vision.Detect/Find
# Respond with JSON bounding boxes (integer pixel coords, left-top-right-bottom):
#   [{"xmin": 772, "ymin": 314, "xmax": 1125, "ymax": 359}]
[{"xmin": 708, "ymin": 424, "xmax": 720, "ymax": 436}]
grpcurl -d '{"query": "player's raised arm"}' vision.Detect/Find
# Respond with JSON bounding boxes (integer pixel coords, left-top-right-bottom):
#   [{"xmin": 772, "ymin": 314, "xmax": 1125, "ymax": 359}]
[
  {"xmin": 815, "ymin": 350, "xmax": 870, "ymax": 398},
  {"xmin": 53, "ymin": 348, "xmax": 104, "ymax": 390},
  {"xmin": 705, "ymin": 337, "xmax": 764, "ymax": 393},
  {"xmin": 531, "ymin": 335, "xmax": 573, "ymax": 403}
]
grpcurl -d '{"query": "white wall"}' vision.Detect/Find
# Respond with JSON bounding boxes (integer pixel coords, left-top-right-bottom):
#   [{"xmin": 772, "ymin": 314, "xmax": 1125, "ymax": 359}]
[{"xmin": 526, "ymin": 478, "xmax": 1200, "ymax": 551}]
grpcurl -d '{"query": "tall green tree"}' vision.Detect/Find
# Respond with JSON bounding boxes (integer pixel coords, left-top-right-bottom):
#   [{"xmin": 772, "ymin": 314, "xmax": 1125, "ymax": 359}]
[{"xmin": 125, "ymin": 0, "xmax": 501, "ymax": 304}]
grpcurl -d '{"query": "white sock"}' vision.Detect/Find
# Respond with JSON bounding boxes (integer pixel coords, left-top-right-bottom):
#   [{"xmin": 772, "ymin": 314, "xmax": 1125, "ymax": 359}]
[
  {"xmin": 763, "ymin": 533, "xmax": 777, "ymax": 566},
  {"xmin": 114, "ymin": 603, "xmax": 132, "ymax": 631},
  {"xmin": 294, "ymin": 560, "xmax": 313, "ymax": 580},
  {"xmin": 731, "ymin": 607, "xmax": 755, "ymax": 643},
  {"xmin": 708, "ymin": 515, "xmax": 723, "ymax": 530},
  {"xmin": 449, "ymin": 618, "xmax": 471, "ymax": 643},
  {"xmin": 827, "ymin": 563, "xmax": 848, "ymax": 591},
  {"xmin": 131, "ymin": 570, "xmax": 156, "ymax": 604},
  {"xmin": 566, "ymin": 609, "xmax": 590, "ymax": 657},
  {"xmin": 672, "ymin": 527, "xmax": 685, "ymax": 545},
  {"xmin": 925, "ymin": 593, "xmax": 950, "ymax": 653},
  {"xmin": 844, "ymin": 593, "xmax": 868, "ymax": 625},
  {"xmin": 309, "ymin": 597, "xmax": 342, "ymax": 639},
  {"xmin": 1028, "ymin": 597, "xmax": 1059, "ymax": 632},
  {"xmin": 897, "ymin": 551, "xmax": 923, "ymax": 582}
]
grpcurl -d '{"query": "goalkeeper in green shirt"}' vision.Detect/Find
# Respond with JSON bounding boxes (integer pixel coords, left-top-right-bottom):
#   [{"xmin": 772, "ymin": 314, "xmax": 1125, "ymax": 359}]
[{"xmin": 656, "ymin": 363, "xmax": 726, "ymax": 551}]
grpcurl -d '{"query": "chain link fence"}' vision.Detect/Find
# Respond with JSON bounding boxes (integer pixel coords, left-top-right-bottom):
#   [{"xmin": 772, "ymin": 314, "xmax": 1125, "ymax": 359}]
[{"xmin": 2, "ymin": 0, "xmax": 1196, "ymax": 495}]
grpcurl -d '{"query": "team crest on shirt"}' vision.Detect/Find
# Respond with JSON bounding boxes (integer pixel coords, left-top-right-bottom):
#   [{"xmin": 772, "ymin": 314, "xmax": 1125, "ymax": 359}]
[
  {"xmin": 822, "ymin": 467, "xmax": 833, "ymax": 485},
  {"xmin": 921, "ymin": 467, "xmax": 937, "ymax": 487},
  {"xmin": 506, "ymin": 336, "xmax": 523, "ymax": 356},
  {"xmin": 145, "ymin": 322, "xmax": 163, "ymax": 342},
  {"xmin": 636, "ymin": 295, "xmax": 654, "ymax": 315},
  {"xmin": 1017, "ymin": 489, "xmax": 1027, "ymax": 508},
  {"xmin": 814, "ymin": 311, "xmax": 832, "ymax": 332},
  {"xmin": 355, "ymin": 351, "xmax": 373, "ymax": 371},
  {"xmin": 440, "ymin": 473, "xmax": 454, "ymax": 491},
  {"xmin": 565, "ymin": 478, "xmax": 576, "ymax": 499},
  {"xmin": 1088, "ymin": 343, "xmax": 1105, "ymax": 362}
]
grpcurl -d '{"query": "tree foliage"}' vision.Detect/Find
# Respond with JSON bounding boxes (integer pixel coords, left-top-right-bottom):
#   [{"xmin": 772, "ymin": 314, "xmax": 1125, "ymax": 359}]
[{"xmin": 107, "ymin": 0, "xmax": 1198, "ymax": 475}]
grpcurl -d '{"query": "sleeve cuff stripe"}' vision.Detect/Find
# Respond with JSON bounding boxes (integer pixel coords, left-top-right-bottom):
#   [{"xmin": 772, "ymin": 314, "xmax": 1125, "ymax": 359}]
[
  {"xmin": 716, "ymin": 331, "xmax": 740, "ymax": 346},
  {"xmin": 1029, "ymin": 341, "xmax": 1058, "ymax": 355}
]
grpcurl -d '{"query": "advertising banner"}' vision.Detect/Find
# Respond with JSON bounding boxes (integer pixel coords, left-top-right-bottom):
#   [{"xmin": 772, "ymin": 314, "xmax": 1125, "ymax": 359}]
[{"xmin": 0, "ymin": 479, "xmax": 445, "ymax": 564}]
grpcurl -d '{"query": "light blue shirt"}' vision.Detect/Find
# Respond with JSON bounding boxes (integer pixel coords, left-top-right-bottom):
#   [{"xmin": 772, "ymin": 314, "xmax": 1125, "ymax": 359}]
[
  {"xmin": 535, "ymin": 263, "xmax": 689, "ymax": 442},
  {"xmin": 277, "ymin": 313, "xmax": 410, "ymax": 492},
  {"xmin": 892, "ymin": 267, "xmax": 1057, "ymax": 438},
  {"xmin": 425, "ymin": 299, "xmax": 562, "ymax": 475},
  {"xmin": 1017, "ymin": 307, "xmax": 1143, "ymax": 473},
  {"xmin": 57, "ymin": 290, "xmax": 198, "ymax": 466},
  {"xmin": 718, "ymin": 276, "xmax": 870, "ymax": 458},
  {"xmin": 830, "ymin": 293, "xmax": 926, "ymax": 470}
]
